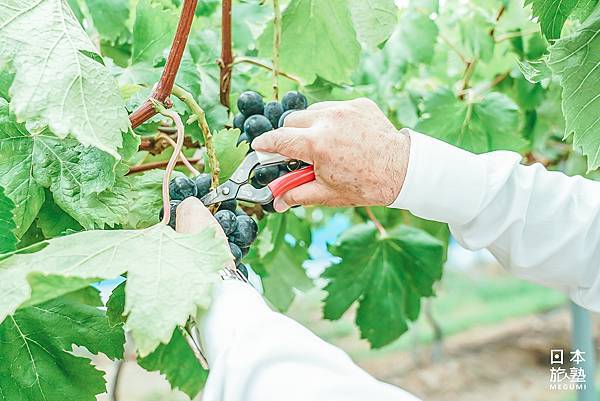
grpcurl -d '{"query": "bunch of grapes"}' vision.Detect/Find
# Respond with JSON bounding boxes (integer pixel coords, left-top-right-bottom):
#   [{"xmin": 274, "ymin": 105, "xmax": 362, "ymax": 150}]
[
  {"xmin": 160, "ymin": 173, "xmax": 258, "ymax": 278},
  {"xmin": 235, "ymin": 90, "xmax": 309, "ymax": 212}
]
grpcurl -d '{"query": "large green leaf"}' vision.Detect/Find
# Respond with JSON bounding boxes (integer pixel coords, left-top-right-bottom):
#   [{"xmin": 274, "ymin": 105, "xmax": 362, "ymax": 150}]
[
  {"xmin": 349, "ymin": 0, "xmax": 398, "ymax": 48},
  {"xmin": 416, "ymin": 88, "xmax": 527, "ymax": 153},
  {"xmin": 138, "ymin": 329, "xmax": 208, "ymax": 398},
  {"xmin": 323, "ymin": 224, "xmax": 444, "ymax": 348},
  {"xmin": 123, "ymin": 169, "xmax": 166, "ymax": 229},
  {"xmin": 131, "ymin": 0, "xmax": 178, "ymax": 64},
  {"xmin": 247, "ymin": 212, "xmax": 312, "ymax": 311},
  {"xmin": 0, "ymin": 185, "xmax": 17, "ymax": 253},
  {"xmin": 36, "ymin": 192, "xmax": 83, "ymax": 238},
  {"xmin": 0, "ymin": 288, "xmax": 125, "ymax": 401},
  {"xmin": 387, "ymin": 10, "xmax": 439, "ymax": 65},
  {"xmin": 0, "ymin": 0, "xmax": 130, "ymax": 157},
  {"xmin": 0, "ymin": 99, "xmax": 127, "ymax": 231},
  {"xmin": 86, "ymin": 0, "xmax": 131, "ymax": 44},
  {"xmin": 258, "ymin": 0, "xmax": 361, "ymax": 84},
  {"xmin": 547, "ymin": 7, "xmax": 600, "ymax": 170},
  {"xmin": 0, "ymin": 224, "xmax": 231, "ymax": 356},
  {"xmin": 526, "ymin": 0, "xmax": 598, "ymax": 40}
]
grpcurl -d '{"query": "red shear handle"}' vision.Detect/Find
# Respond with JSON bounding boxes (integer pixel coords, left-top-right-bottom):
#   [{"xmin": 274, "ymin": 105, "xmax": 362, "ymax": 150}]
[{"xmin": 268, "ymin": 166, "xmax": 315, "ymax": 199}]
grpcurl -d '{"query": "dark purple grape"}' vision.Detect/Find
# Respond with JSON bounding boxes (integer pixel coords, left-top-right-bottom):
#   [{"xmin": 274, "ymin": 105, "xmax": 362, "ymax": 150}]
[{"xmin": 169, "ymin": 176, "xmax": 197, "ymax": 200}]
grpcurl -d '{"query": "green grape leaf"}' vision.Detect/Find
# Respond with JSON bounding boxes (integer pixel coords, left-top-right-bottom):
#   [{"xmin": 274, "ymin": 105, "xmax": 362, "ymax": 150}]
[
  {"xmin": 132, "ymin": 0, "xmax": 178, "ymax": 64},
  {"xmin": 349, "ymin": 0, "xmax": 398, "ymax": 48},
  {"xmin": 387, "ymin": 11, "xmax": 438, "ymax": 65},
  {"xmin": 0, "ymin": 185, "xmax": 17, "ymax": 253},
  {"xmin": 206, "ymin": 128, "xmax": 249, "ymax": 182},
  {"xmin": 323, "ymin": 224, "xmax": 444, "ymax": 348},
  {"xmin": 0, "ymin": 0, "xmax": 130, "ymax": 158},
  {"xmin": 258, "ymin": 0, "xmax": 361, "ymax": 84},
  {"xmin": 138, "ymin": 329, "xmax": 208, "ymax": 398},
  {"xmin": 517, "ymin": 59, "xmax": 553, "ymax": 83},
  {"xmin": 86, "ymin": 0, "xmax": 131, "ymax": 44},
  {"xmin": 547, "ymin": 7, "xmax": 600, "ymax": 170},
  {"xmin": 106, "ymin": 281, "xmax": 127, "ymax": 327},
  {"xmin": 0, "ymin": 224, "xmax": 232, "ymax": 356},
  {"xmin": 416, "ymin": 88, "xmax": 527, "ymax": 153},
  {"xmin": 36, "ymin": 192, "xmax": 83, "ymax": 238},
  {"xmin": 248, "ymin": 212, "xmax": 312, "ymax": 311},
  {"xmin": 0, "ymin": 98, "xmax": 130, "ymax": 230},
  {"xmin": 525, "ymin": 0, "xmax": 598, "ymax": 40},
  {"xmin": 0, "ymin": 288, "xmax": 125, "ymax": 401},
  {"xmin": 459, "ymin": 12, "xmax": 495, "ymax": 62},
  {"xmin": 123, "ymin": 169, "xmax": 166, "ymax": 229}
]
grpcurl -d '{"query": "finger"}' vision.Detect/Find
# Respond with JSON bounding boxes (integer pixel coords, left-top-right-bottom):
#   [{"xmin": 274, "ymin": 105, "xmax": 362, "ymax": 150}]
[
  {"xmin": 282, "ymin": 109, "xmax": 320, "ymax": 128},
  {"xmin": 273, "ymin": 181, "xmax": 337, "ymax": 212},
  {"xmin": 176, "ymin": 197, "xmax": 228, "ymax": 243},
  {"xmin": 307, "ymin": 101, "xmax": 346, "ymax": 111},
  {"xmin": 252, "ymin": 128, "xmax": 314, "ymax": 163}
]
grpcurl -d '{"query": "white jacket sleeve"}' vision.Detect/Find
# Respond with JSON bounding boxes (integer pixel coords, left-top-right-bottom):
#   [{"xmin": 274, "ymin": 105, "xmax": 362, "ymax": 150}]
[
  {"xmin": 389, "ymin": 129, "xmax": 600, "ymax": 311},
  {"xmin": 200, "ymin": 280, "xmax": 421, "ymax": 401}
]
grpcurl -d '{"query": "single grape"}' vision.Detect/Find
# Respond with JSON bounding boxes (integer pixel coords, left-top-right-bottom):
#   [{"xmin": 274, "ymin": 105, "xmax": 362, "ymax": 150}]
[
  {"xmin": 229, "ymin": 242, "xmax": 243, "ymax": 266},
  {"xmin": 264, "ymin": 101, "xmax": 284, "ymax": 128},
  {"xmin": 237, "ymin": 91, "xmax": 264, "ymax": 117},
  {"xmin": 215, "ymin": 210, "xmax": 238, "ymax": 236},
  {"xmin": 254, "ymin": 165, "xmax": 280, "ymax": 186},
  {"xmin": 159, "ymin": 200, "xmax": 182, "ymax": 229},
  {"xmin": 278, "ymin": 109, "xmax": 297, "ymax": 128},
  {"xmin": 282, "ymin": 91, "xmax": 308, "ymax": 111},
  {"xmin": 237, "ymin": 132, "xmax": 250, "ymax": 146},
  {"xmin": 251, "ymin": 175, "xmax": 263, "ymax": 189},
  {"xmin": 233, "ymin": 113, "xmax": 246, "ymax": 130},
  {"xmin": 237, "ymin": 263, "xmax": 249, "ymax": 279},
  {"xmin": 244, "ymin": 114, "xmax": 273, "ymax": 140},
  {"xmin": 169, "ymin": 176, "xmax": 197, "ymax": 200},
  {"xmin": 229, "ymin": 215, "xmax": 258, "ymax": 248},
  {"xmin": 194, "ymin": 174, "xmax": 212, "ymax": 199},
  {"xmin": 218, "ymin": 199, "xmax": 238, "ymax": 212}
]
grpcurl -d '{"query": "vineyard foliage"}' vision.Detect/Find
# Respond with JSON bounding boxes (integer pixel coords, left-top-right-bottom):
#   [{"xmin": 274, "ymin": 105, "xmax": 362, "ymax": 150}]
[{"xmin": 0, "ymin": 0, "xmax": 599, "ymax": 399}]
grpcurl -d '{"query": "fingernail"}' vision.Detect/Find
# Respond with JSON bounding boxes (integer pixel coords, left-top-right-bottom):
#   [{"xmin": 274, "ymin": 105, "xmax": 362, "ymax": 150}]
[{"xmin": 274, "ymin": 198, "xmax": 290, "ymax": 213}]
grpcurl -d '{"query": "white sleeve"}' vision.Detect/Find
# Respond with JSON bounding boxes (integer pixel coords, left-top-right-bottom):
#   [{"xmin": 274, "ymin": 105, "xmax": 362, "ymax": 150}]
[
  {"xmin": 390, "ymin": 129, "xmax": 600, "ymax": 311},
  {"xmin": 200, "ymin": 280, "xmax": 421, "ymax": 401}
]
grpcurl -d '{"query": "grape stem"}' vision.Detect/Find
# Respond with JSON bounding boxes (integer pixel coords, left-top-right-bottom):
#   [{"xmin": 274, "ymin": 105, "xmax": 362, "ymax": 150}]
[
  {"xmin": 127, "ymin": 156, "xmax": 204, "ymax": 175},
  {"xmin": 157, "ymin": 133, "xmax": 201, "ymax": 176},
  {"xmin": 171, "ymin": 85, "xmax": 221, "ymax": 212},
  {"xmin": 179, "ymin": 326, "xmax": 209, "ymax": 369},
  {"xmin": 219, "ymin": 0, "xmax": 234, "ymax": 109},
  {"xmin": 151, "ymin": 99, "xmax": 185, "ymax": 227},
  {"xmin": 272, "ymin": 0, "xmax": 282, "ymax": 100},
  {"xmin": 233, "ymin": 56, "xmax": 301, "ymax": 84},
  {"xmin": 129, "ymin": 0, "xmax": 198, "ymax": 128},
  {"xmin": 364, "ymin": 207, "xmax": 387, "ymax": 237}
]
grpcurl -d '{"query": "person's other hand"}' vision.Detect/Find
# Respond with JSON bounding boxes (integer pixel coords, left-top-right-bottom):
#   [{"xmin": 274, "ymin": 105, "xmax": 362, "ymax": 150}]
[
  {"xmin": 175, "ymin": 198, "xmax": 230, "ymax": 271},
  {"xmin": 252, "ymin": 98, "xmax": 410, "ymax": 212}
]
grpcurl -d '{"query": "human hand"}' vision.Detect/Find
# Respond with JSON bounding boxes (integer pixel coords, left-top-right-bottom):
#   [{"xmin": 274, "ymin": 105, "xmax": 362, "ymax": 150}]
[
  {"xmin": 252, "ymin": 98, "xmax": 410, "ymax": 212},
  {"xmin": 175, "ymin": 197, "xmax": 229, "ymax": 257}
]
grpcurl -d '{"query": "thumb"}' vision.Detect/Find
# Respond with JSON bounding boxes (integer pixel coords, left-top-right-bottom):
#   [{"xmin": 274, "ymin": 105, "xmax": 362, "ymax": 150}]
[
  {"xmin": 176, "ymin": 197, "xmax": 228, "ymax": 243},
  {"xmin": 252, "ymin": 128, "xmax": 314, "ymax": 163},
  {"xmin": 273, "ymin": 181, "xmax": 336, "ymax": 212}
]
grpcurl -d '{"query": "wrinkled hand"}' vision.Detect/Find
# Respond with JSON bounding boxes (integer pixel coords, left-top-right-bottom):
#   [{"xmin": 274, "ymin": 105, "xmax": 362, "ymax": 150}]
[{"xmin": 252, "ymin": 98, "xmax": 410, "ymax": 212}]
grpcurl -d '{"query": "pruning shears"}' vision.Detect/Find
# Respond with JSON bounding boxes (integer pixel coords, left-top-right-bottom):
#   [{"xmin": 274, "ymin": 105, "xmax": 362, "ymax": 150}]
[{"xmin": 200, "ymin": 151, "xmax": 315, "ymax": 206}]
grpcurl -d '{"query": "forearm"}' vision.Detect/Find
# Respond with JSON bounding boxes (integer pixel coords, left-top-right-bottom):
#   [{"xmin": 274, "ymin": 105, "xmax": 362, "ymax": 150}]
[
  {"xmin": 390, "ymin": 129, "xmax": 600, "ymax": 310},
  {"xmin": 200, "ymin": 281, "xmax": 421, "ymax": 401}
]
